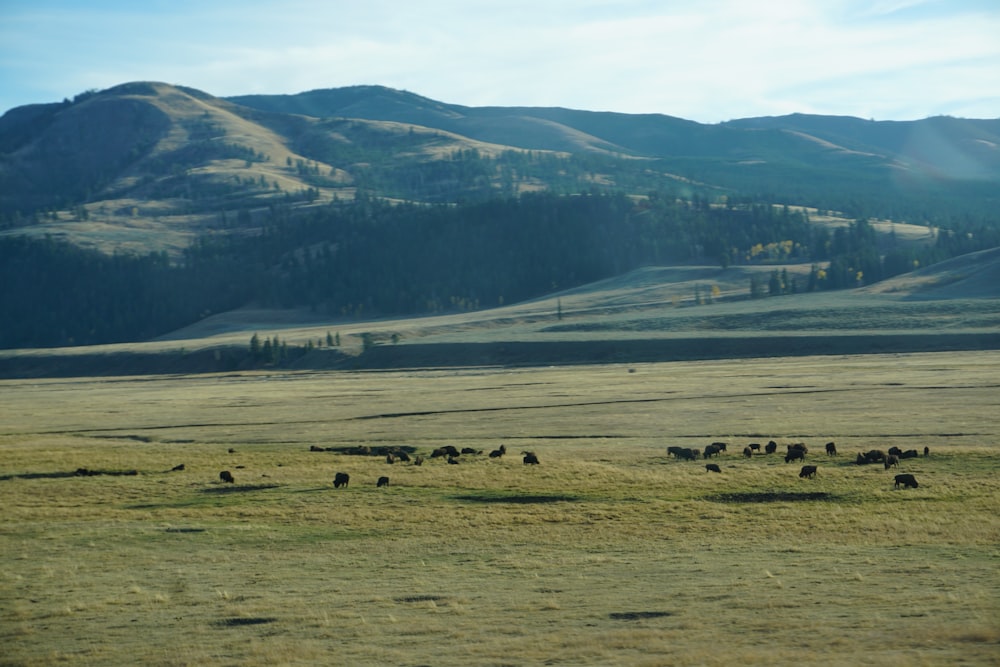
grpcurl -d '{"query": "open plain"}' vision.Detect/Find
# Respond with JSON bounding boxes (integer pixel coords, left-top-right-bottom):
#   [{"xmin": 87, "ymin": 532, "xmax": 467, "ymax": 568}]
[{"xmin": 1, "ymin": 350, "xmax": 998, "ymax": 666}]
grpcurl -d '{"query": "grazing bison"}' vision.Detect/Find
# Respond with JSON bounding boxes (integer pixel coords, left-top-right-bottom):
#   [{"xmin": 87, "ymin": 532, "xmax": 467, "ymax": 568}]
[
  {"xmin": 705, "ymin": 463, "xmax": 722, "ymax": 473},
  {"xmin": 765, "ymin": 441, "xmax": 778, "ymax": 455},
  {"xmin": 748, "ymin": 443, "xmax": 761, "ymax": 452},
  {"xmin": 785, "ymin": 449, "xmax": 805, "ymax": 464},
  {"xmin": 377, "ymin": 476, "xmax": 390, "ymax": 488},
  {"xmin": 703, "ymin": 444, "xmax": 723, "ymax": 459},
  {"xmin": 523, "ymin": 451, "xmax": 540, "ymax": 465},
  {"xmin": 489, "ymin": 444, "xmax": 507, "ymax": 459},
  {"xmin": 447, "ymin": 456, "xmax": 460, "ymax": 465},
  {"xmin": 711, "ymin": 442, "xmax": 728, "ymax": 452},
  {"xmin": 413, "ymin": 455, "xmax": 424, "ymax": 466},
  {"xmin": 899, "ymin": 449, "xmax": 920, "ymax": 459},
  {"xmin": 888, "ymin": 446, "xmax": 903, "ymax": 457},
  {"xmin": 894, "ymin": 474, "xmax": 919, "ymax": 489},
  {"xmin": 856, "ymin": 449, "xmax": 886, "ymax": 465},
  {"xmin": 676, "ymin": 447, "xmax": 700, "ymax": 461},
  {"xmin": 461, "ymin": 447, "xmax": 482, "ymax": 455},
  {"xmin": 799, "ymin": 465, "xmax": 818, "ymax": 479},
  {"xmin": 219, "ymin": 470, "xmax": 235, "ymax": 483},
  {"xmin": 333, "ymin": 472, "xmax": 350, "ymax": 488},
  {"xmin": 825, "ymin": 442, "xmax": 837, "ymax": 456},
  {"xmin": 386, "ymin": 453, "xmax": 396, "ymax": 464},
  {"xmin": 788, "ymin": 443, "xmax": 808, "ymax": 454},
  {"xmin": 667, "ymin": 446, "xmax": 685, "ymax": 458},
  {"xmin": 742, "ymin": 446, "xmax": 753, "ymax": 459},
  {"xmin": 432, "ymin": 445, "xmax": 461, "ymax": 459},
  {"xmin": 884, "ymin": 454, "xmax": 899, "ymax": 470}
]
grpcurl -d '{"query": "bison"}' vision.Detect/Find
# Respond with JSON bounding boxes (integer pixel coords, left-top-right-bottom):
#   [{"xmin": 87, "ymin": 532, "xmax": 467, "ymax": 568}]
[
  {"xmin": 377, "ymin": 476, "xmax": 390, "ymax": 488},
  {"xmin": 884, "ymin": 454, "xmax": 899, "ymax": 470},
  {"xmin": 711, "ymin": 442, "xmax": 728, "ymax": 452},
  {"xmin": 742, "ymin": 446, "xmax": 753, "ymax": 459},
  {"xmin": 899, "ymin": 449, "xmax": 920, "ymax": 459},
  {"xmin": 788, "ymin": 443, "xmax": 808, "ymax": 454},
  {"xmin": 219, "ymin": 470, "xmax": 235, "ymax": 483},
  {"xmin": 924, "ymin": 446, "xmax": 930, "ymax": 457},
  {"xmin": 333, "ymin": 472, "xmax": 350, "ymax": 488},
  {"xmin": 799, "ymin": 465, "xmax": 818, "ymax": 479},
  {"xmin": 888, "ymin": 446, "xmax": 903, "ymax": 457},
  {"xmin": 676, "ymin": 447, "xmax": 699, "ymax": 461},
  {"xmin": 523, "ymin": 451, "xmax": 540, "ymax": 465},
  {"xmin": 825, "ymin": 442, "xmax": 837, "ymax": 456},
  {"xmin": 748, "ymin": 443, "xmax": 761, "ymax": 452},
  {"xmin": 857, "ymin": 449, "xmax": 885, "ymax": 465},
  {"xmin": 894, "ymin": 474, "xmax": 918, "ymax": 489},
  {"xmin": 765, "ymin": 441, "xmax": 778, "ymax": 454},
  {"xmin": 785, "ymin": 449, "xmax": 805, "ymax": 463},
  {"xmin": 703, "ymin": 444, "xmax": 723, "ymax": 459},
  {"xmin": 489, "ymin": 444, "xmax": 507, "ymax": 459},
  {"xmin": 705, "ymin": 463, "xmax": 722, "ymax": 473}
]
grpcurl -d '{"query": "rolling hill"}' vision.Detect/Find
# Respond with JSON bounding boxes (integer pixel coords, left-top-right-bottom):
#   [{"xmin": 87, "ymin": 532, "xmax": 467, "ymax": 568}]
[{"xmin": 1, "ymin": 81, "xmax": 998, "ymax": 359}]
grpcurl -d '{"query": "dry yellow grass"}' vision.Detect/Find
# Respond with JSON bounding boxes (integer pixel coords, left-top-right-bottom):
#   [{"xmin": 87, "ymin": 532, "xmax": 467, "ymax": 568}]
[{"xmin": 1, "ymin": 351, "xmax": 998, "ymax": 665}]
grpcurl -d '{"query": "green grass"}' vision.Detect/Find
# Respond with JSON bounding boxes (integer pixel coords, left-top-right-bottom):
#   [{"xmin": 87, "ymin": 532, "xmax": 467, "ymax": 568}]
[{"xmin": 1, "ymin": 351, "xmax": 999, "ymax": 665}]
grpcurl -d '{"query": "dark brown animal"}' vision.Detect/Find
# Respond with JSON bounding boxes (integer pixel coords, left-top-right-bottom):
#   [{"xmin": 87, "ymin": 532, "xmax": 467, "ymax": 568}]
[
  {"xmin": 785, "ymin": 449, "xmax": 805, "ymax": 463},
  {"xmin": 489, "ymin": 444, "xmax": 507, "ymax": 458},
  {"xmin": 523, "ymin": 451, "xmax": 540, "ymax": 465},
  {"xmin": 219, "ymin": 470, "xmax": 234, "ymax": 483},
  {"xmin": 394, "ymin": 450, "xmax": 411, "ymax": 462},
  {"xmin": 333, "ymin": 472, "xmax": 350, "ymax": 488},
  {"xmin": 742, "ymin": 446, "xmax": 753, "ymax": 458},
  {"xmin": 884, "ymin": 454, "xmax": 899, "ymax": 470},
  {"xmin": 386, "ymin": 454, "xmax": 396, "ymax": 464},
  {"xmin": 667, "ymin": 446, "xmax": 685, "ymax": 458},
  {"xmin": 924, "ymin": 446, "xmax": 930, "ymax": 457},
  {"xmin": 461, "ymin": 447, "xmax": 482, "ymax": 455},
  {"xmin": 788, "ymin": 443, "xmax": 808, "ymax": 454},
  {"xmin": 894, "ymin": 474, "xmax": 918, "ymax": 489},
  {"xmin": 676, "ymin": 447, "xmax": 699, "ymax": 461},
  {"xmin": 310, "ymin": 445, "xmax": 324, "ymax": 452},
  {"xmin": 888, "ymin": 446, "xmax": 903, "ymax": 457},
  {"xmin": 825, "ymin": 442, "xmax": 837, "ymax": 456},
  {"xmin": 857, "ymin": 450, "xmax": 885, "ymax": 465},
  {"xmin": 413, "ymin": 455, "xmax": 424, "ymax": 466},
  {"xmin": 748, "ymin": 443, "xmax": 761, "ymax": 452},
  {"xmin": 377, "ymin": 476, "xmax": 390, "ymax": 488},
  {"xmin": 765, "ymin": 440, "xmax": 778, "ymax": 454},
  {"xmin": 899, "ymin": 449, "xmax": 920, "ymax": 459},
  {"xmin": 705, "ymin": 463, "xmax": 722, "ymax": 473},
  {"xmin": 703, "ymin": 444, "xmax": 722, "ymax": 459},
  {"xmin": 447, "ymin": 456, "xmax": 460, "ymax": 465},
  {"xmin": 799, "ymin": 465, "xmax": 818, "ymax": 478},
  {"xmin": 170, "ymin": 464, "xmax": 185, "ymax": 472},
  {"xmin": 711, "ymin": 442, "xmax": 728, "ymax": 452}
]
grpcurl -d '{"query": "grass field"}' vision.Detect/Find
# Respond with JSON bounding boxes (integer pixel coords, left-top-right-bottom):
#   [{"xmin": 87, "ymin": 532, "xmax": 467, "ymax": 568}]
[{"xmin": 1, "ymin": 350, "xmax": 998, "ymax": 665}]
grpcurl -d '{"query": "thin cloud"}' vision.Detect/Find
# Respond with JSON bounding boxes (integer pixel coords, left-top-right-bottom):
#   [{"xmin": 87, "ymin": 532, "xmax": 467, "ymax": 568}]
[{"xmin": 0, "ymin": 0, "xmax": 997, "ymax": 121}]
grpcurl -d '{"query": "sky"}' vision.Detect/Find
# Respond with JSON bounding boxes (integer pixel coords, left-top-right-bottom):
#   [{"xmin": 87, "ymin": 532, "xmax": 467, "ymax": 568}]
[{"xmin": 1, "ymin": 0, "xmax": 999, "ymax": 123}]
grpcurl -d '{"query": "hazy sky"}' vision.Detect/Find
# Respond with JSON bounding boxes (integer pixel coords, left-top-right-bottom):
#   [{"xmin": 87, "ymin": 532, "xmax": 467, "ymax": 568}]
[{"xmin": 2, "ymin": 0, "xmax": 998, "ymax": 123}]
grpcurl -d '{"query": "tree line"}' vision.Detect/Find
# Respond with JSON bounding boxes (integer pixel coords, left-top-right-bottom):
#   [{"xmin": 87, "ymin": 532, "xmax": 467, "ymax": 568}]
[{"xmin": 2, "ymin": 191, "xmax": 998, "ymax": 348}]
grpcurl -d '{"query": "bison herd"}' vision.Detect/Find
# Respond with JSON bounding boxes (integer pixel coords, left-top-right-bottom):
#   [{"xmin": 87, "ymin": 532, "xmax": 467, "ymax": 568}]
[
  {"xmin": 664, "ymin": 439, "xmax": 928, "ymax": 490},
  {"xmin": 195, "ymin": 436, "xmax": 928, "ymax": 493}
]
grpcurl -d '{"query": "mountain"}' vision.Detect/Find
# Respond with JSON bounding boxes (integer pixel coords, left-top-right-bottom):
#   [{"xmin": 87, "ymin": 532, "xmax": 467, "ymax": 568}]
[
  {"xmin": 1, "ymin": 81, "xmax": 999, "ymax": 352},
  {"xmin": 3, "ymin": 81, "xmax": 999, "ymax": 232}
]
